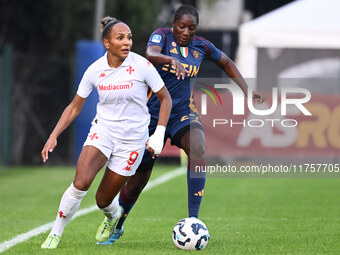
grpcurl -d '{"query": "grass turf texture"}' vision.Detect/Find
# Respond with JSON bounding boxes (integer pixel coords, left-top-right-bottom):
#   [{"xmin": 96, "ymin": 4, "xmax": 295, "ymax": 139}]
[{"xmin": 0, "ymin": 165, "xmax": 339, "ymax": 254}]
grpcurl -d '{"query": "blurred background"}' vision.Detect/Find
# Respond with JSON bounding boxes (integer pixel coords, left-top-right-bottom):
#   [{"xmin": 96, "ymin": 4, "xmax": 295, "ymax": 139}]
[{"xmin": 3, "ymin": 0, "xmax": 338, "ymax": 167}]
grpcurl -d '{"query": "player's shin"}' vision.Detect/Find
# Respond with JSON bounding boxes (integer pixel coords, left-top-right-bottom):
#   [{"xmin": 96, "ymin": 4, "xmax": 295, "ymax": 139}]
[
  {"xmin": 187, "ymin": 159, "xmax": 207, "ymax": 218},
  {"xmin": 51, "ymin": 183, "xmax": 88, "ymax": 236},
  {"xmin": 116, "ymin": 185, "xmax": 139, "ymax": 229}
]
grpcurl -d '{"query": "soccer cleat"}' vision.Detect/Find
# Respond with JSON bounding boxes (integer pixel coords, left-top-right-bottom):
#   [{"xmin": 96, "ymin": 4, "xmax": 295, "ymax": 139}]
[
  {"xmin": 96, "ymin": 206, "xmax": 123, "ymax": 243},
  {"xmin": 96, "ymin": 226, "xmax": 124, "ymax": 245},
  {"xmin": 41, "ymin": 234, "xmax": 61, "ymax": 249}
]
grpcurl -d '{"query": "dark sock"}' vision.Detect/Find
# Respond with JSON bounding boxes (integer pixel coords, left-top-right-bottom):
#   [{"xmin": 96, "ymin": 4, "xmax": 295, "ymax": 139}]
[
  {"xmin": 187, "ymin": 159, "xmax": 206, "ymax": 218},
  {"xmin": 116, "ymin": 185, "xmax": 139, "ymax": 230}
]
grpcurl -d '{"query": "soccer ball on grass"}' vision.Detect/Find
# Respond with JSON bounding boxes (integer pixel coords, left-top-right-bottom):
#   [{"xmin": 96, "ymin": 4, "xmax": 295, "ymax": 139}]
[{"xmin": 172, "ymin": 217, "xmax": 210, "ymax": 250}]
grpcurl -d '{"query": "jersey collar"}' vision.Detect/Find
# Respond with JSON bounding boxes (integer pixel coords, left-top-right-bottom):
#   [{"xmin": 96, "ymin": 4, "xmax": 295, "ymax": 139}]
[
  {"xmin": 170, "ymin": 31, "xmax": 193, "ymax": 47},
  {"xmin": 103, "ymin": 52, "xmax": 132, "ymax": 70}
]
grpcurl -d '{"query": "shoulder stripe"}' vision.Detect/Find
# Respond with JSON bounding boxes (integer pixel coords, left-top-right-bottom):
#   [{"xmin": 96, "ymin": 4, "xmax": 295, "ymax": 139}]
[
  {"xmin": 157, "ymin": 28, "xmax": 172, "ymax": 45},
  {"xmin": 193, "ymin": 36, "xmax": 212, "ymax": 58},
  {"xmin": 201, "ymin": 41, "xmax": 211, "ymax": 58},
  {"xmin": 193, "ymin": 36, "xmax": 212, "ymax": 44},
  {"xmin": 153, "ymin": 27, "xmax": 172, "ymax": 36}
]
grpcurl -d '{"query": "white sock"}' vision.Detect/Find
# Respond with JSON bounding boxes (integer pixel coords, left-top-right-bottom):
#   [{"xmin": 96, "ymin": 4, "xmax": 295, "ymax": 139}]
[
  {"xmin": 99, "ymin": 196, "xmax": 120, "ymax": 221},
  {"xmin": 50, "ymin": 183, "xmax": 87, "ymax": 236}
]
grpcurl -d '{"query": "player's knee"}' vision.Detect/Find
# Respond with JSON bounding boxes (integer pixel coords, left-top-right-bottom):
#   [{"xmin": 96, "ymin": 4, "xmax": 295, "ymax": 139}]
[
  {"xmin": 190, "ymin": 140, "xmax": 205, "ymax": 159},
  {"xmin": 96, "ymin": 200, "xmax": 110, "ymax": 209},
  {"xmin": 95, "ymin": 193, "xmax": 111, "ymax": 209},
  {"xmin": 73, "ymin": 178, "xmax": 91, "ymax": 191},
  {"xmin": 122, "ymin": 161, "xmax": 153, "ymax": 197},
  {"xmin": 125, "ymin": 180, "xmax": 146, "ymax": 197}
]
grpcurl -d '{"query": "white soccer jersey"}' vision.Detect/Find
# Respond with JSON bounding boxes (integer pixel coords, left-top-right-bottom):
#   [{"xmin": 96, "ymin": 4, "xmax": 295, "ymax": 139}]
[{"xmin": 77, "ymin": 51, "xmax": 164, "ymax": 141}]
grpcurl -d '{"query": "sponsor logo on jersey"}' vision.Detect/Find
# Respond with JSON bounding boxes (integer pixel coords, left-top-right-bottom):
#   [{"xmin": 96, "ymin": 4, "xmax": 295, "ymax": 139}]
[
  {"xmin": 170, "ymin": 48, "xmax": 178, "ymax": 54},
  {"xmin": 99, "ymin": 72, "xmax": 106, "ymax": 78},
  {"xmin": 151, "ymin": 34, "xmax": 162, "ymax": 43},
  {"xmin": 171, "ymin": 41, "xmax": 177, "ymax": 47},
  {"xmin": 193, "ymin": 50, "xmax": 199, "ymax": 59},
  {"xmin": 180, "ymin": 47, "xmax": 188, "ymax": 58},
  {"xmin": 98, "ymin": 81, "xmax": 134, "ymax": 91},
  {"xmin": 162, "ymin": 63, "xmax": 199, "ymax": 77}
]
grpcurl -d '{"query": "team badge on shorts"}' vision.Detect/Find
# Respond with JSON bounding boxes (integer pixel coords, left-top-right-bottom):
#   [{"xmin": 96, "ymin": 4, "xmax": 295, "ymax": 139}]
[
  {"xmin": 89, "ymin": 133, "xmax": 98, "ymax": 140},
  {"xmin": 151, "ymin": 34, "xmax": 162, "ymax": 43},
  {"xmin": 193, "ymin": 50, "xmax": 199, "ymax": 59}
]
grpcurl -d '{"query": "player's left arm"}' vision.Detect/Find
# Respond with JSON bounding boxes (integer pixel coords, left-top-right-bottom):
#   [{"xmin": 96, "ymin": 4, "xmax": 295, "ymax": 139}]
[
  {"xmin": 216, "ymin": 52, "xmax": 264, "ymax": 103},
  {"xmin": 154, "ymin": 86, "xmax": 172, "ymax": 127},
  {"xmin": 146, "ymin": 86, "xmax": 172, "ymax": 158}
]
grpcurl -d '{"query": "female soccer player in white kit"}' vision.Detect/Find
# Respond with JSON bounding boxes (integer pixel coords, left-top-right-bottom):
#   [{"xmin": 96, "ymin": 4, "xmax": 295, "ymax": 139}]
[{"xmin": 40, "ymin": 17, "xmax": 172, "ymax": 249}]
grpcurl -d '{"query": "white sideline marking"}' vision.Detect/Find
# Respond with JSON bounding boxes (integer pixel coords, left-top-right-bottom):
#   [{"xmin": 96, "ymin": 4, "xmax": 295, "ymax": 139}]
[{"xmin": 0, "ymin": 167, "xmax": 185, "ymax": 253}]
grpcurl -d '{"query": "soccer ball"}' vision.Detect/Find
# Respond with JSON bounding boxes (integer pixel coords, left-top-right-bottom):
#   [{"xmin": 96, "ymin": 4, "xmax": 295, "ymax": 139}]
[{"xmin": 172, "ymin": 217, "xmax": 210, "ymax": 250}]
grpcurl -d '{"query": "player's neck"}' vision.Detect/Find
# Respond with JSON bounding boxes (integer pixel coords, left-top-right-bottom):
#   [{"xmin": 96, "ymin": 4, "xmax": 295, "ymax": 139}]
[{"xmin": 107, "ymin": 54, "xmax": 125, "ymax": 68}]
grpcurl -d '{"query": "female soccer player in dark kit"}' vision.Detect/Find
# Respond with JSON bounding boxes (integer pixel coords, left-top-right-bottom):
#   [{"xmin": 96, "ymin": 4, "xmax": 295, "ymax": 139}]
[
  {"xmin": 40, "ymin": 17, "xmax": 172, "ymax": 249},
  {"xmin": 100, "ymin": 5, "xmax": 264, "ymax": 245}
]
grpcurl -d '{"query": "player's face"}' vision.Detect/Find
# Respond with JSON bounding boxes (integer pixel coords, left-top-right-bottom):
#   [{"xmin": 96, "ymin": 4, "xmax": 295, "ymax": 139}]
[
  {"xmin": 104, "ymin": 23, "xmax": 133, "ymax": 61},
  {"xmin": 172, "ymin": 14, "xmax": 197, "ymax": 46}
]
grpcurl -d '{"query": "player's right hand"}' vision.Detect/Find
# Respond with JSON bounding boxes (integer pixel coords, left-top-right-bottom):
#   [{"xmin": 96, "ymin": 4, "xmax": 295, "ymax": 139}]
[
  {"xmin": 252, "ymin": 91, "xmax": 265, "ymax": 104},
  {"xmin": 41, "ymin": 136, "xmax": 57, "ymax": 163},
  {"xmin": 171, "ymin": 58, "xmax": 190, "ymax": 80}
]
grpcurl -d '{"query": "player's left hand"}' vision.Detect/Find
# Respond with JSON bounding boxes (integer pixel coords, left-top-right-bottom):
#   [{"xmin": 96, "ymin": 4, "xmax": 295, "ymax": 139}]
[
  {"xmin": 146, "ymin": 138, "xmax": 163, "ymax": 159},
  {"xmin": 146, "ymin": 125, "xmax": 166, "ymax": 159},
  {"xmin": 252, "ymin": 91, "xmax": 265, "ymax": 104},
  {"xmin": 146, "ymin": 140, "xmax": 156, "ymax": 159}
]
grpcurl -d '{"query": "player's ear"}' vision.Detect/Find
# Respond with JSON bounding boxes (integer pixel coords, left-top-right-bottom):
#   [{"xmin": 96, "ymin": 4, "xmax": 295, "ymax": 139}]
[{"xmin": 103, "ymin": 38, "xmax": 109, "ymax": 50}]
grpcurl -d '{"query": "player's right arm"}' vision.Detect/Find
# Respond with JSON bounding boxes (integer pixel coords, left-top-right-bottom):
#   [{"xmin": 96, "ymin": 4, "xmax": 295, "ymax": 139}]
[
  {"xmin": 145, "ymin": 45, "xmax": 189, "ymax": 80},
  {"xmin": 41, "ymin": 94, "xmax": 86, "ymax": 162}
]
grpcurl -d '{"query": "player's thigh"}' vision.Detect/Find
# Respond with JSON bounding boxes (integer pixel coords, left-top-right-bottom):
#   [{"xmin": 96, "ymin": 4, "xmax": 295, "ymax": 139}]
[
  {"xmin": 107, "ymin": 139, "xmax": 146, "ymax": 177},
  {"xmin": 74, "ymin": 145, "xmax": 108, "ymax": 190},
  {"xmin": 74, "ymin": 122, "xmax": 113, "ymax": 190},
  {"xmin": 96, "ymin": 140, "xmax": 146, "ymax": 206},
  {"xmin": 169, "ymin": 112, "xmax": 205, "ymax": 159},
  {"xmin": 96, "ymin": 168, "xmax": 129, "ymax": 207},
  {"xmin": 122, "ymin": 146, "xmax": 157, "ymax": 197},
  {"xmin": 125, "ymin": 169, "xmax": 153, "ymax": 197},
  {"xmin": 179, "ymin": 128, "xmax": 205, "ymax": 159}
]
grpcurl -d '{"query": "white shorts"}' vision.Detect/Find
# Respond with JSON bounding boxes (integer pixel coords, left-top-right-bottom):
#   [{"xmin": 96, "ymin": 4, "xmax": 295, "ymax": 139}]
[{"xmin": 83, "ymin": 120, "xmax": 146, "ymax": 176}]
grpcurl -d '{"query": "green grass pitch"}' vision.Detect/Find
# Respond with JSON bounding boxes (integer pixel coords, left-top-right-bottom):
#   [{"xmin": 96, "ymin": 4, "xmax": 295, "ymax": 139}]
[{"xmin": 0, "ymin": 164, "xmax": 339, "ymax": 254}]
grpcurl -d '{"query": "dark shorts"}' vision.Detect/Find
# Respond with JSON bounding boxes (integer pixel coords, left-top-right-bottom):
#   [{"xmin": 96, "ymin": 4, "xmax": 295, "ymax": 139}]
[{"xmin": 137, "ymin": 110, "xmax": 203, "ymax": 172}]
